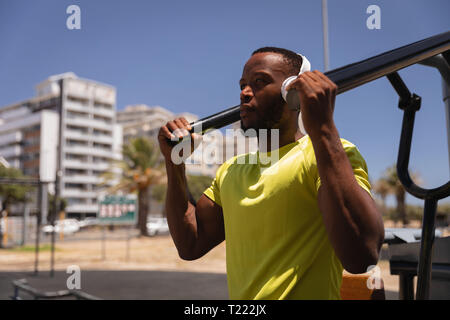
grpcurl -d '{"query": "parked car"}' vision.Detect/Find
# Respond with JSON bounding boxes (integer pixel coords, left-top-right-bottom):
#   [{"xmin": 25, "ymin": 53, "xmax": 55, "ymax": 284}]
[
  {"xmin": 78, "ymin": 217, "xmax": 98, "ymax": 228},
  {"xmin": 42, "ymin": 219, "xmax": 80, "ymax": 235},
  {"xmin": 147, "ymin": 217, "xmax": 169, "ymax": 236}
]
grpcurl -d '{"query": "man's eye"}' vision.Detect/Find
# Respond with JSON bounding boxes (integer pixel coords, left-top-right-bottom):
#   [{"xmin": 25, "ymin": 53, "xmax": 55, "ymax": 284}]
[{"xmin": 255, "ymin": 78, "xmax": 265, "ymax": 84}]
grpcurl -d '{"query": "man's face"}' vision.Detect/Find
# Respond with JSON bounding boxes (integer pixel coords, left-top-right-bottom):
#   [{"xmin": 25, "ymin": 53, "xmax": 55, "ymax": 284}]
[{"xmin": 239, "ymin": 52, "xmax": 289, "ymax": 131}]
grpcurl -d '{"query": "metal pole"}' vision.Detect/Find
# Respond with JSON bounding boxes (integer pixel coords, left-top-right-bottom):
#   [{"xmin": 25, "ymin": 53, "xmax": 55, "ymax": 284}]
[
  {"xmin": 50, "ymin": 202, "xmax": 56, "ymax": 277},
  {"xmin": 34, "ymin": 182, "xmax": 42, "ymax": 276},
  {"xmin": 321, "ymin": 0, "xmax": 330, "ymax": 71},
  {"xmin": 22, "ymin": 202, "xmax": 30, "ymax": 246},
  {"xmin": 50, "ymin": 79, "xmax": 64, "ymax": 277},
  {"xmin": 443, "ymin": 77, "xmax": 450, "ymax": 173},
  {"xmin": 101, "ymin": 226, "xmax": 106, "ymax": 260},
  {"xmin": 126, "ymin": 225, "xmax": 130, "ymax": 262},
  {"xmin": 416, "ymin": 198, "xmax": 438, "ymax": 300},
  {"xmin": 399, "ymin": 273, "xmax": 415, "ymax": 300},
  {"xmin": 41, "ymin": 184, "xmax": 48, "ymax": 226},
  {"xmin": 419, "ymin": 54, "xmax": 450, "ymax": 172}
]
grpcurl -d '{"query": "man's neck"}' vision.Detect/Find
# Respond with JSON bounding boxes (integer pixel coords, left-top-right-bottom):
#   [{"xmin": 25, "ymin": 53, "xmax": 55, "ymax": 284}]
[{"xmin": 257, "ymin": 128, "xmax": 304, "ymax": 151}]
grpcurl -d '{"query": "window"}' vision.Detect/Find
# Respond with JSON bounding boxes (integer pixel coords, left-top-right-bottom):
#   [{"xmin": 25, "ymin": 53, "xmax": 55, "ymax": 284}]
[
  {"xmin": 94, "ymin": 101, "xmax": 112, "ymax": 109},
  {"xmin": 65, "ymin": 168, "xmax": 87, "ymax": 176}
]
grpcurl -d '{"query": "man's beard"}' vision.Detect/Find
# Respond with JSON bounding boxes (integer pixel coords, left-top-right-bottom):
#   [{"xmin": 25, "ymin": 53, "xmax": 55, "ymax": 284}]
[{"xmin": 240, "ymin": 101, "xmax": 285, "ymax": 134}]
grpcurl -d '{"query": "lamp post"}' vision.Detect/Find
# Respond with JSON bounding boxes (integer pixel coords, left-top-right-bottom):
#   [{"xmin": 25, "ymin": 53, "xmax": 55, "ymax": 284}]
[{"xmin": 322, "ymin": 0, "xmax": 330, "ymax": 71}]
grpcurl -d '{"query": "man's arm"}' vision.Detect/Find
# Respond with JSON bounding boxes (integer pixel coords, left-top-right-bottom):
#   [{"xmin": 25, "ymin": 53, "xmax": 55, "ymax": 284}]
[
  {"xmin": 313, "ymin": 126, "xmax": 384, "ymax": 274},
  {"xmin": 159, "ymin": 118, "xmax": 225, "ymax": 261},
  {"xmin": 289, "ymin": 71, "xmax": 384, "ymax": 274}
]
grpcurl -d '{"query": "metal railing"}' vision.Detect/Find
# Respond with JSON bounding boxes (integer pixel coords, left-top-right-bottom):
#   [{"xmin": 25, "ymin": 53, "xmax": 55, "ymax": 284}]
[{"xmin": 11, "ymin": 279, "xmax": 101, "ymax": 300}]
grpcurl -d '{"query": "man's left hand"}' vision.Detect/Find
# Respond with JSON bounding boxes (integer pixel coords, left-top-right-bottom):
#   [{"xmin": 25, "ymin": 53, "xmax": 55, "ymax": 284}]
[{"xmin": 287, "ymin": 70, "xmax": 337, "ymax": 138}]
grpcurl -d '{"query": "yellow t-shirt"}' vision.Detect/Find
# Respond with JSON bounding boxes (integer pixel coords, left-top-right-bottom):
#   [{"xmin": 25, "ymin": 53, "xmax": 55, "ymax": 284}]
[{"xmin": 203, "ymin": 135, "xmax": 372, "ymax": 300}]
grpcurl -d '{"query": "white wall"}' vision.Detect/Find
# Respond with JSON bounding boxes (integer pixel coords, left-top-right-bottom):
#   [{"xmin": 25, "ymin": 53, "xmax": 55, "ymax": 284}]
[
  {"xmin": 112, "ymin": 123, "xmax": 123, "ymax": 161},
  {"xmin": 40, "ymin": 110, "xmax": 59, "ymax": 182}
]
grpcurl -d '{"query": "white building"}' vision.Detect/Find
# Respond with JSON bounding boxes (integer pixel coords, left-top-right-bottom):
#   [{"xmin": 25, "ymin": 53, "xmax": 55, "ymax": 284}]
[{"xmin": 0, "ymin": 73, "xmax": 122, "ymax": 219}]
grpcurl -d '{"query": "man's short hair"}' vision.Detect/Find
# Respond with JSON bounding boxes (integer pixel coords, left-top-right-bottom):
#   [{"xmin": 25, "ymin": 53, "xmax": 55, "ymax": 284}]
[{"xmin": 252, "ymin": 47, "xmax": 303, "ymax": 76}]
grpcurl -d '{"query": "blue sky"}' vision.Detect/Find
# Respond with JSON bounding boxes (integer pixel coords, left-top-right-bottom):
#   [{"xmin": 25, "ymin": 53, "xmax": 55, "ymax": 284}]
[{"xmin": 0, "ymin": 0, "xmax": 449, "ymax": 205}]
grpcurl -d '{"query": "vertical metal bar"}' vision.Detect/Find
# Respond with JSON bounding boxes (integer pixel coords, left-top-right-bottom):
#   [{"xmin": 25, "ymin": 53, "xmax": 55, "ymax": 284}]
[
  {"xmin": 50, "ymin": 79, "xmax": 64, "ymax": 277},
  {"xmin": 34, "ymin": 182, "xmax": 42, "ymax": 276},
  {"xmin": 22, "ymin": 202, "xmax": 29, "ymax": 246},
  {"xmin": 126, "ymin": 225, "xmax": 130, "ymax": 262},
  {"xmin": 101, "ymin": 226, "xmax": 106, "ymax": 260},
  {"xmin": 419, "ymin": 54, "xmax": 450, "ymax": 173},
  {"xmin": 13, "ymin": 286, "xmax": 19, "ymax": 300},
  {"xmin": 41, "ymin": 183, "xmax": 48, "ymax": 225},
  {"xmin": 398, "ymin": 273, "xmax": 415, "ymax": 300},
  {"xmin": 416, "ymin": 198, "xmax": 438, "ymax": 300},
  {"xmin": 443, "ymin": 78, "xmax": 450, "ymax": 173},
  {"xmin": 397, "ymin": 108, "xmax": 416, "ymax": 183},
  {"xmin": 321, "ymin": 0, "xmax": 330, "ymax": 71}
]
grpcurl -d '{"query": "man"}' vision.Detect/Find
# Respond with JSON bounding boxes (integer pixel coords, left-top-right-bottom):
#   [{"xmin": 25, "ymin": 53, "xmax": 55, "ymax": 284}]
[{"xmin": 158, "ymin": 47, "xmax": 384, "ymax": 299}]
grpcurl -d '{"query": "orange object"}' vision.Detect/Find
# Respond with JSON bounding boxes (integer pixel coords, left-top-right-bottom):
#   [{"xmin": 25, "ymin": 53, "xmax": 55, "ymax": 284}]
[
  {"xmin": 2, "ymin": 211, "xmax": 7, "ymax": 247},
  {"xmin": 340, "ymin": 272, "xmax": 385, "ymax": 300},
  {"xmin": 59, "ymin": 211, "xmax": 65, "ymax": 241}
]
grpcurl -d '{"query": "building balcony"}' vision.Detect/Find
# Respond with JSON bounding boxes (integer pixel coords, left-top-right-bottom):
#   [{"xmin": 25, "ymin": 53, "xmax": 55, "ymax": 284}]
[
  {"xmin": 65, "ymin": 100, "xmax": 91, "ymax": 113},
  {"xmin": 0, "ymin": 145, "xmax": 21, "ymax": 158},
  {"xmin": 64, "ymin": 129, "xmax": 89, "ymax": 140},
  {"xmin": 64, "ymin": 145, "xmax": 113, "ymax": 158},
  {"xmin": 63, "ymin": 159, "xmax": 110, "ymax": 171},
  {"xmin": 66, "ymin": 204, "xmax": 99, "ymax": 214},
  {"xmin": 62, "ymin": 189, "xmax": 98, "ymax": 198},
  {"xmin": 63, "ymin": 174, "xmax": 102, "ymax": 184},
  {"xmin": 90, "ymin": 133, "xmax": 113, "ymax": 144},
  {"xmin": 93, "ymin": 86, "xmax": 115, "ymax": 105},
  {"xmin": 65, "ymin": 117, "xmax": 113, "ymax": 131},
  {"xmin": 92, "ymin": 107, "xmax": 114, "ymax": 118},
  {"xmin": 0, "ymin": 132, "xmax": 22, "ymax": 146},
  {"xmin": 64, "ymin": 129, "xmax": 113, "ymax": 144}
]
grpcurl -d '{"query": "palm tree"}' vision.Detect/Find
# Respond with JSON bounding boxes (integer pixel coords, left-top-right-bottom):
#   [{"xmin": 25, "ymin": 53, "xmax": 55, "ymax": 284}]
[
  {"xmin": 375, "ymin": 164, "xmax": 421, "ymax": 227},
  {"xmin": 101, "ymin": 137, "xmax": 166, "ymax": 236},
  {"xmin": 373, "ymin": 178, "xmax": 390, "ymax": 215}
]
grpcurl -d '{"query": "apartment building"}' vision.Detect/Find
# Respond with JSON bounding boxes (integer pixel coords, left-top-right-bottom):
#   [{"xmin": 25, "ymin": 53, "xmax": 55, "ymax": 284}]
[{"xmin": 0, "ymin": 73, "xmax": 122, "ymax": 219}]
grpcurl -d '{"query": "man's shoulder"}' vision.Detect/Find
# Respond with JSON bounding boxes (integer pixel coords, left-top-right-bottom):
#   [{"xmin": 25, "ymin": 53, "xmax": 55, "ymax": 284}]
[
  {"xmin": 301, "ymin": 135, "xmax": 365, "ymax": 167},
  {"xmin": 302, "ymin": 135, "xmax": 357, "ymax": 148},
  {"xmin": 219, "ymin": 152, "xmax": 255, "ymax": 169},
  {"xmin": 339, "ymin": 137, "xmax": 358, "ymax": 149},
  {"xmin": 302, "ymin": 135, "xmax": 360, "ymax": 155}
]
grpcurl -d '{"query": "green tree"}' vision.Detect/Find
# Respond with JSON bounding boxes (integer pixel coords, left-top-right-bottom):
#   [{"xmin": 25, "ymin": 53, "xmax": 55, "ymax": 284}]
[
  {"xmin": 374, "ymin": 164, "xmax": 421, "ymax": 226},
  {"xmin": 101, "ymin": 137, "xmax": 165, "ymax": 236},
  {"xmin": 47, "ymin": 193, "xmax": 68, "ymax": 222},
  {"xmin": 0, "ymin": 165, "xmax": 33, "ymax": 248},
  {"xmin": 0, "ymin": 165, "xmax": 31, "ymax": 214},
  {"xmin": 373, "ymin": 178, "xmax": 390, "ymax": 215}
]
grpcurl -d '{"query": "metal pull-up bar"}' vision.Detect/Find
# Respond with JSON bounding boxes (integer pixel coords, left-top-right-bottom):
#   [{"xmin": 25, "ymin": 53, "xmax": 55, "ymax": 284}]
[{"xmin": 187, "ymin": 31, "xmax": 450, "ymax": 134}]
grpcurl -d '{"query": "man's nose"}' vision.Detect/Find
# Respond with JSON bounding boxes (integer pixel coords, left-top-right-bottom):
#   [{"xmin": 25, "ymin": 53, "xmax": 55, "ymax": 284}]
[{"xmin": 240, "ymin": 86, "xmax": 253, "ymax": 104}]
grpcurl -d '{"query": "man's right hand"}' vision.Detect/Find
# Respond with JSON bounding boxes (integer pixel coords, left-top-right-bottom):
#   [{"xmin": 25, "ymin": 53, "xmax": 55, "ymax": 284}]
[
  {"xmin": 158, "ymin": 117, "xmax": 202, "ymax": 163},
  {"xmin": 158, "ymin": 117, "xmax": 225, "ymax": 261}
]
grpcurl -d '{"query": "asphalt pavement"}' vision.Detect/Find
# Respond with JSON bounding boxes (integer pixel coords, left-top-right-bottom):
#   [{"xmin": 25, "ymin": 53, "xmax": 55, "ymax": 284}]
[{"xmin": 0, "ymin": 270, "xmax": 229, "ymax": 300}]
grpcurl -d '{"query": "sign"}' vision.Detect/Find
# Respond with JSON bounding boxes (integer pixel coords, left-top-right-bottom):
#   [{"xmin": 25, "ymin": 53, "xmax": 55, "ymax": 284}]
[{"xmin": 98, "ymin": 195, "xmax": 137, "ymax": 225}]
